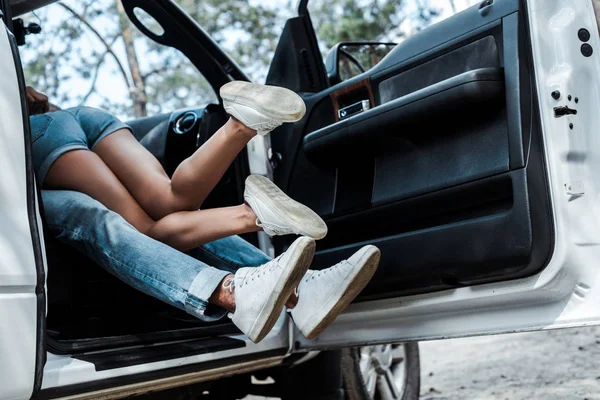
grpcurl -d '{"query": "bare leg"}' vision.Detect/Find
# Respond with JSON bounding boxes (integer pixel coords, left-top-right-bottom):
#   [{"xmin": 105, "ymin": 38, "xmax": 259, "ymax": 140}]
[
  {"xmin": 93, "ymin": 118, "xmax": 256, "ymax": 220},
  {"xmin": 45, "ymin": 150, "xmax": 260, "ymax": 252},
  {"xmin": 147, "ymin": 203, "xmax": 260, "ymax": 251}
]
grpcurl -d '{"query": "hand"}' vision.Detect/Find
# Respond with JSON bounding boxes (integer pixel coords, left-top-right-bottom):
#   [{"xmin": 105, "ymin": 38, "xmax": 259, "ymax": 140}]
[{"xmin": 26, "ymin": 86, "xmax": 50, "ymax": 115}]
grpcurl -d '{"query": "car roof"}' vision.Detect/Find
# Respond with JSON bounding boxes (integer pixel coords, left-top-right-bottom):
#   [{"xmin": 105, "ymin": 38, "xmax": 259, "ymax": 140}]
[{"xmin": 9, "ymin": 0, "xmax": 58, "ymax": 17}]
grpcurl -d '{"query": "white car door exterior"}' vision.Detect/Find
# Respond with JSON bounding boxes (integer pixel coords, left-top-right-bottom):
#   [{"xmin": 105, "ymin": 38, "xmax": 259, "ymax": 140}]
[
  {"xmin": 297, "ymin": 0, "xmax": 600, "ymax": 350},
  {"xmin": 0, "ymin": 14, "xmax": 46, "ymax": 400}
]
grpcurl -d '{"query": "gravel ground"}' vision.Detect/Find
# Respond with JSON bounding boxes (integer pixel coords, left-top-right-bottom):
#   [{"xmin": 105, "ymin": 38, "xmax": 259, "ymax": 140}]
[
  {"xmin": 246, "ymin": 326, "xmax": 600, "ymax": 400},
  {"xmin": 419, "ymin": 326, "xmax": 600, "ymax": 400}
]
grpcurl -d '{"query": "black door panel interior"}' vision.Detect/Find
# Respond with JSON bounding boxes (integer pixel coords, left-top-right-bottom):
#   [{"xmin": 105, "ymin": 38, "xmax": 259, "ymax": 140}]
[
  {"xmin": 266, "ymin": 15, "xmax": 328, "ymax": 93},
  {"xmin": 271, "ymin": 0, "xmax": 553, "ymax": 301},
  {"xmin": 303, "ymin": 68, "xmax": 506, "ymax": 162},
  {"xmin": 377, "ymin": 36, "xmax": 500, "ymax": 103}
]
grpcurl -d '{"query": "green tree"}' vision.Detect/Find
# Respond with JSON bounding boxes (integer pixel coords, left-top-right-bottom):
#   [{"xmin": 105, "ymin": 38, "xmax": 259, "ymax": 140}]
[
  {"xmin": 311, "ymin": 0, "xmax": 440, "ymax": 49},
  {"xmin": 22, "ymin": 0, "xmax": 226, "ymax": 118},
  {"xmin": 23, "ymin": 1, "xmax": 135, "ymax": 116},
  {"xmin": 177, "ymin": 0, "xmax": 283, "ymax": 80},
  {"xmin": 21, "ymin": 0, "xmax": 450, "ymax": 120}
]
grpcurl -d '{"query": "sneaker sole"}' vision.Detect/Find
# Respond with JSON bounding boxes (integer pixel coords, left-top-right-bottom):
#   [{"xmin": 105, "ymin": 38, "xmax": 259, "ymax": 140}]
[
  {"xmin": 246, "ymin": 175, "xmax": 328, "ymax": 240},
  {"xmin": 220, "ymin": 81, "xmax": 306, "ymax": 122},
  {"xmin": 303, "ymin": 246, "xmax": 380, "ymax": 340},
  {"xmin": 249, "ymin": 237, "xmax": 315, "ymax": 343}
]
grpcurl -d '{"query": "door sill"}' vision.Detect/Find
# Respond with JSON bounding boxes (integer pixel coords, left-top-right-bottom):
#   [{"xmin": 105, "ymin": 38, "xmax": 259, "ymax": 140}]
[
  {"xmin": 75, "ymin": 336, "xmax": 245, "ymax": 371},
  {"xmin": 48, "ymin": 323, "xmax": 240, "ymax": 355}
]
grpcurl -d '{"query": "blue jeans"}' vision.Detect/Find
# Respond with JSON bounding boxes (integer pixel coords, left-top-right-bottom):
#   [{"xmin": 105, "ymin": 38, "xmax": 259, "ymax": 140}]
[{"xmin": 42, "ymin": 190, "xmax": 271, "ymax": 322}]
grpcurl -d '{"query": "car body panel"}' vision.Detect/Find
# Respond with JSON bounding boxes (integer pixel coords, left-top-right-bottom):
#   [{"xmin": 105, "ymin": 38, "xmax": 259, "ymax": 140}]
[
  {"xmin": 42, "ymin": 354, "xmax": 285, "ymax": 400},
  {"xmin": 0, "ymin": 17, "xmax": 40, "ymax": 400},
  {"xmin": 41, "ymin": 315, "xmax": 290, "ymax": 395}
]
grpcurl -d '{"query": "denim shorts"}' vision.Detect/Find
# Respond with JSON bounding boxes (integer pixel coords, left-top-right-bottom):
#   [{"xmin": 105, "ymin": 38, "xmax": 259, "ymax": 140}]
[{"xmin": 30, "ymin": 106, "xmax": 131, "ymax": 185}]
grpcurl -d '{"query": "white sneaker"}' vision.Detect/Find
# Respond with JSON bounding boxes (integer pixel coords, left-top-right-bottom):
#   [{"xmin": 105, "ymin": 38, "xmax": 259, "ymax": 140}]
[
  {"xmin": 244, "ymin": 174, "xmax": 328, "ymax": 240},
  {"xmin": 291, "ymin": 245, "xmax": 381, "ymax": 339},
  {"xmin": 220, "ymin": 81, "xmax": 306, "ymax": 135},
  {"xmin": 228, "ymin": 236, "xmax": 315, "ymax": 343}
]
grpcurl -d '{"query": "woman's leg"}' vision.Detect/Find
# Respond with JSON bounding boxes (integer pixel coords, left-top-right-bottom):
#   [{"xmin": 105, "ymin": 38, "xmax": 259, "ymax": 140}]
[
  {"xmin": 93, "ymin": 118, "xmax": 256, "ymax": 220},
  {"xmin": 146, "ymin": 204, "xmax": 260, "ymax": 251},
  {"xmin": 44, "ymin": 150, "xmax": 260, "ymax": 252},
  {"xmin": 92, "ymin": 80, "xmax": 307, "ymax": 220},
  {"xmin": 44, "ymin": 149, "xmax": 156, "ymax": 232}
]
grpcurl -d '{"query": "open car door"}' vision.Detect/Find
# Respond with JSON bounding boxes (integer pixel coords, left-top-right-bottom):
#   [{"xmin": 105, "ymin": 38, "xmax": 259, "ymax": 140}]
[
  {"xmin": 267, "ymin": 0, "xmax": 600, "ymax": 349},
  {"xmin": 0, "ymin": 9, "xmax": 47, "ymax": 400}
]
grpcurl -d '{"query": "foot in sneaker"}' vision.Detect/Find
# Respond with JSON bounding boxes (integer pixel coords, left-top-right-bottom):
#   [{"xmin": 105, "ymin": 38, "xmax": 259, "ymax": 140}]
[
  {"xmin": 227, "ymin": 236, "xmax": 315, "ymax": 343},
  {"xmin": 244, "ymin": 175, "xmax": 328, "ymax": 240},
  {"xmin": 220, "ymin": 81, "xmax": 306, "ymax": 136},
  {"xmin": 291, "ymin": 245, "xmax": 380, "ymax": 339}
]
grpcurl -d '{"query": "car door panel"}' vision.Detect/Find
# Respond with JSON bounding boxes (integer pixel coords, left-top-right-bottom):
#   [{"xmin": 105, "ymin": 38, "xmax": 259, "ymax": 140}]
[
  {"xmin": 0, "ymin": 11, "xmax": 46, "ymax": 399},
  {"xmin": 267, "ymin": 0, "xmax": 600, "ymax": 349},
  {"xmin": 377, "ymin": 35, "xmax": 500, "ymax": 103},
  {"xmin": 303, "ymin": 68, "xmax": 507, "ymax": 163},
  {"xmin": 271, "ymin": 0, "xmax": 552, "ymax": 301}
]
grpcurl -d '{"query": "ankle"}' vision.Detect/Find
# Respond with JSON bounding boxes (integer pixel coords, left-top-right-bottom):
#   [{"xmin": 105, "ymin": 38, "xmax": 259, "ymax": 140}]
[
  {"xmin": 226, "ymin": 117, "xmax": 256, "ymax": 140},
  {"xmin": 241, "ymin": 203, "xmax": 260, "ymax": 232},
  {"xmin": 210, "ymin": 274, "xmax": 236, "ymax": 312}
]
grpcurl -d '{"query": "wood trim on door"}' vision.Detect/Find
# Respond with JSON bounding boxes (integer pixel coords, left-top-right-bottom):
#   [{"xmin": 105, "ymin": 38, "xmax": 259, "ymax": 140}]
[{"xmin": 330, "ymin": 77, "xmax": 376, "ymax": 122}]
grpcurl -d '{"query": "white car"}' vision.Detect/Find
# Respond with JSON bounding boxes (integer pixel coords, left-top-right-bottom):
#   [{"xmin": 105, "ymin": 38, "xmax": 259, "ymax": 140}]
[{"xmin": 2, "ymin": 0, "xmax": 600, "ymax": 399}]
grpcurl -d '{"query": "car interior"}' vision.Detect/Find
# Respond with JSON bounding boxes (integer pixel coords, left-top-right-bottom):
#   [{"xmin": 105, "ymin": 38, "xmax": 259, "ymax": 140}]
[
  {"xmin": 44, "ymin": 105, "xmax": 251, "ymax": 354},
  {"xmin": 267, "ymin": 0, "xmax": 553, "ymax": 299},
  {"xmin": 7, "ymin": 0, "xmax": 257, "ymax": 357},
  {"xmin": 6, "ymin": 0, "xmax": 554, "ymax": 363}
]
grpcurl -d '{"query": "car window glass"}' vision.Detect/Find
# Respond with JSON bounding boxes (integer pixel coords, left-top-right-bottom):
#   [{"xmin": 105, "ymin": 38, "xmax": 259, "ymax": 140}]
[
  {"xmin": 175, "ymin": 0, "xmax": 481, "ymax": 83},
  {"xmin": 19, "ymin": 0, "xmax": 218, "ymax": 121},
  {"xmin": 309, "ymin": 0, "xmax": 481, "ymax": 50},
  {"xmin": 175, "ymin": 0, "xmax": 294, "ymax": 83}
]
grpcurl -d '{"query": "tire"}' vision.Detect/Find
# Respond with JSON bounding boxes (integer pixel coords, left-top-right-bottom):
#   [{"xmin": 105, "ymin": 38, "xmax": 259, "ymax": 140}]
[
  {"xmin": 279, "ymin": 350, "xmax": 345, "ymax": 400},
  {"xmin": 342, "ymin": 343, "xmax": 420, "ymax": 400}
]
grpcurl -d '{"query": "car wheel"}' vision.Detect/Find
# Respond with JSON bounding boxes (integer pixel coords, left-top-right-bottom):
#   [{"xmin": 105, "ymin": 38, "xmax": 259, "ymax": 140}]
[{"xmin": 342, "ymin": 343, "xmax": 420, "ymax": 400}]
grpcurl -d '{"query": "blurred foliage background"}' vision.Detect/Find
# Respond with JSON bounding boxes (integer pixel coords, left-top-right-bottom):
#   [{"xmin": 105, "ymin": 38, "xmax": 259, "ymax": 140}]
[{"xmin": 19, "ymin": 0, "xmax": 477, "ymax": 119}]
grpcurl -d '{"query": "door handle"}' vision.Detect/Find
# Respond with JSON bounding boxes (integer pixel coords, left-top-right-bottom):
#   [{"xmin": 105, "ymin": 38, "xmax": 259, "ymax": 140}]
[
  {"xmin": 339, "ymin": 100, "xmax": 371, "ymax": 120},
  {"xmin": 479, "ymin": 0, "xmax": 494, "ymax": 16}
]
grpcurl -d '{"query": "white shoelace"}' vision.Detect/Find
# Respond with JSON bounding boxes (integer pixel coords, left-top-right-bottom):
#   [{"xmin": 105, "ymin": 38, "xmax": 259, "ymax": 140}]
[
  {"xmin": 230, "ymin": 255, "xmax": 283, "ymax": 290},
  {"xmin": 223, "ymin": 257, "xmax": 283, "ymax": 319},
  {"xmin": 304, "ymin": 260, "xmax": 348, "ymax": 282}
]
